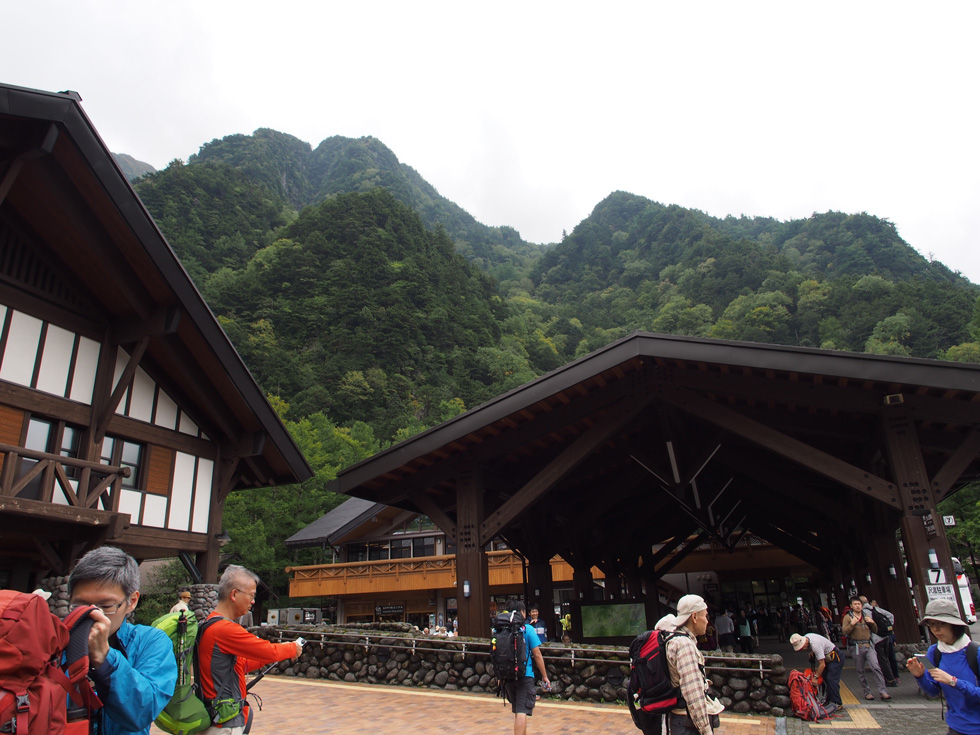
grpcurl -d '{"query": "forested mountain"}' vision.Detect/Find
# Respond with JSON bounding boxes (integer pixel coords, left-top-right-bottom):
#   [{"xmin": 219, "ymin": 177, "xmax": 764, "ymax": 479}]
[
  {"xmin": 530, "ymin": 192, "xmax": 978, "ymax": 357},
  {"xmin": 128, "ymin": 131, "xmax": 980, "ymax": 598},
  {"xmin": 183, "ymin": 129, "xmax": 539, "ymax": 279}
]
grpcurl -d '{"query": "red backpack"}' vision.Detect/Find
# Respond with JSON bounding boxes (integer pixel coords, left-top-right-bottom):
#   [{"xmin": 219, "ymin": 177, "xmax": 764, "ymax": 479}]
[
  {"xmin": 788, "ymin": 669, "xmax": 831, "ymax": 721},
  {"xmin": 627, "ymin": 629, "xmax": 685, "ymax": 732},
  {"xmin": 0, "ymin": 590, "xmax": 103, "ymax": 734}
]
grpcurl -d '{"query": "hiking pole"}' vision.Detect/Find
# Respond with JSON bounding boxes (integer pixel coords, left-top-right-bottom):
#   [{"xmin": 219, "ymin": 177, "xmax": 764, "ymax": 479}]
[{"xmin": 245, "ymin": 662, "xmax": 279, "ymax": 692}]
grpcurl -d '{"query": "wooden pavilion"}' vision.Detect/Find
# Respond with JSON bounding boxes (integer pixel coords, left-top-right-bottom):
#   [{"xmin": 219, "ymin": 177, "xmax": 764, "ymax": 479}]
[{"xmin": 333, "ymin": 331, "xmax": 980, "ymax": 640}]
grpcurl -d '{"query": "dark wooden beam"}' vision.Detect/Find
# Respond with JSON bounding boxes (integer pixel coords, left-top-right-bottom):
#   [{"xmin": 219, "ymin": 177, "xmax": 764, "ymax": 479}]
[
  {"xmin": 480, "ymin": 395, "xmax": 654, "ymax": 543},
  {"xmin": 931, "ymin": 428, "xmax": 980, "ymax": 502},
  {"xmin": 659, "ymin": 386, "xmax": 902, "ymax": 509},
  {"xmin": 93, "ymin": 334, "xmax": 151, "ymax": 443}
]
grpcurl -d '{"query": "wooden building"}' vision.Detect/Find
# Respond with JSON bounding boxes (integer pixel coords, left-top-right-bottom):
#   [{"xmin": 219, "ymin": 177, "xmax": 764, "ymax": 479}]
[
  {"xmin": 330, "ymin": 331, "xmax": 980, "ymax": 640},
  {"xmin": 0, "ymin": 83, "xmax": 312, "ymax": 589}
]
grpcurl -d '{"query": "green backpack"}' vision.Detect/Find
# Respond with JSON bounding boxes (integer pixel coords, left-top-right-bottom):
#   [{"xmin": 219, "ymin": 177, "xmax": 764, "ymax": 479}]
[{"xmin": 151, "ymin": 611, "xmax": 212, "ymax": 735}]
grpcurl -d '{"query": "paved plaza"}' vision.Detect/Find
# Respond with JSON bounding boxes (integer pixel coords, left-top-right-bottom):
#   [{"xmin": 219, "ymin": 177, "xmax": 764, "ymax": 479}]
[{"xmin": 150, "ymin": 644, "xmax": 955, "ymax": 735}]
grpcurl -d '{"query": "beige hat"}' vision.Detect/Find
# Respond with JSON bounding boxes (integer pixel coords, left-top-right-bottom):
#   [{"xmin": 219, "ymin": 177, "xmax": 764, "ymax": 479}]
[
  {"xmin": 655, "ymin": 613, "xmax": 677, "ymax": 631},
  {"xmin": 919, "ymin": 598, "xmax": 969, "ymax": 627},
  {"xmin": 674, "ymin": 594, "xmax": 708, "ymax": 626},
  {"xmin": 790, "ymin": 633, "xmax": 808, "ymax": 651}
]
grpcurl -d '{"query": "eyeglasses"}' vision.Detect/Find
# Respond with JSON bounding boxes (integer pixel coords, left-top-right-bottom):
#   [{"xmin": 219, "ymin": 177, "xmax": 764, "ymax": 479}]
[
  {"xmin": 69, "ymin": 600, "xmax": 127, "ymax": 615},
  {"xmin": 235, "ymin": 589, "xmax": 256, "ymax": 601}
]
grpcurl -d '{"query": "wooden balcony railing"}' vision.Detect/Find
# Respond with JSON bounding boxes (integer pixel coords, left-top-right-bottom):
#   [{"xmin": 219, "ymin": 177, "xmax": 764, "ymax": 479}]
[
  {"xmin": 286, "ymin": 551, "xmax": 606, "ymax": 598},
  {"xmin": 0, "ymin": 442, "xmax": 131, "ymax": 512}
]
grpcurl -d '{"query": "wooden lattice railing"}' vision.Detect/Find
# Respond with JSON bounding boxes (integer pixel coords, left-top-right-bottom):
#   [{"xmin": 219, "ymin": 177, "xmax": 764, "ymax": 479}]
[{"xmin": 0, "ymin": 441, "xmax": 131, "ymax": 511}]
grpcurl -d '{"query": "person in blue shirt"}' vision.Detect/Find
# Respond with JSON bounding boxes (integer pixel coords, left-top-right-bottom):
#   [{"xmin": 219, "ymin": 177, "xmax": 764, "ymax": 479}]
[
  {"xmin": 907, "ymin": 598, "xmax": 980, "ymax": 735},
  {"xmin": 68, "ymin": 546, "xmax": 178, "ymax": 735},
  {"xmin": 501, "ymin": 600, "xmax": 551, "ymax": 735}
]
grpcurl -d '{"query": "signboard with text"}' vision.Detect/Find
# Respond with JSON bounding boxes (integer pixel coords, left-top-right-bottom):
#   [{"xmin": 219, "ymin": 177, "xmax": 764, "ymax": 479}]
[{"xmin": 925, "ymin": 584, "xmax": 957, "ymax": 603}]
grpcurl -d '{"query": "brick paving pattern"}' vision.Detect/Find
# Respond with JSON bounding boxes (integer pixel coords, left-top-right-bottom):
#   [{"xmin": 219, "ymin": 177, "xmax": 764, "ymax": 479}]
[{"xmin": 149, "ymin": 636, "xmax": 961, "ymax": 734}]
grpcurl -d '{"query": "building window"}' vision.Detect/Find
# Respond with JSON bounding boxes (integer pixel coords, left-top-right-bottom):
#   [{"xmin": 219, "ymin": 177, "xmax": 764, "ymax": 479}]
[
  {"xmin": 19, "ymin": 417, "xmax": 83, "ymax": 499},
  {"xmin": 390, "ymin": 539, "xmax": 412, "ymax": 559},
  {"xmin": 412, "ymin": 536, "xmax": 435, "ymax": 558},
  {"xmin": 100, "ymin": 436, "xmax": 143, "ymax": 490}
]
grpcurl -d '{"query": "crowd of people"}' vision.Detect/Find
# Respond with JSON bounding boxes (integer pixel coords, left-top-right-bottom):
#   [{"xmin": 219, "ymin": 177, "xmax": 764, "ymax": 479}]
[{"xmin": 15, "ymin": 550, "xmax": 979, "ymax": 735}]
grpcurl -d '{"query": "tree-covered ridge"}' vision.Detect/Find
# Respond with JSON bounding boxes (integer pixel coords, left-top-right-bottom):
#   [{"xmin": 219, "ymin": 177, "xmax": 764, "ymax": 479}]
[
  {"xmin": 201, "ymin": 189, "xmax": 508, "ymax": 438},
  {"xmin": 526, "ymin": 191, "xmax": 979, "ymax": 359},
  {"xmin": 177, "ymin": 129, "xmax": 543, "ymax": 280}
]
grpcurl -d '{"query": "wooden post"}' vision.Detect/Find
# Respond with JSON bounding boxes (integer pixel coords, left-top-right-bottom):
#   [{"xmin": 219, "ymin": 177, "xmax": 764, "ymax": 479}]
[
  {"xmin": 882, "ymin": 404, "xmax": 967, "ymax": 627},
  {"xmin": 526, "ymin": 556, "xmax": 555, "ymax": 639},
  {"xmin": 456, "ymin": 464, "xmax": 490, "ymax": 638}
]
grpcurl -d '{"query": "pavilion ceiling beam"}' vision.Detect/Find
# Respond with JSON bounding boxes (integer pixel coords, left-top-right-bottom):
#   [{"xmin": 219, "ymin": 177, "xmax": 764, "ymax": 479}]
[
  {"xmin": 669, "ymin": 367, "xmax": 980, "ymax": 426},
  {"xmin": 745, "ymin": 517, "xmax": 825, "ymax": 568},
  {"xmin": 659, "ymin": 386, "xmax": 902, "ymax": 510},
  {"xmin": 655, "ymin": 531, "xmax": 710, "ymax": 576},
  {"xmin": 480, "ymin": 394, "xmax": 654, "ymax": 544},
  {"xmin": 931, "ymin": 428, "xmax": 980, "ymax": 502},
  {"xmin": 413, "ymin": 492, "xmax": 457, "ymax": 544}
]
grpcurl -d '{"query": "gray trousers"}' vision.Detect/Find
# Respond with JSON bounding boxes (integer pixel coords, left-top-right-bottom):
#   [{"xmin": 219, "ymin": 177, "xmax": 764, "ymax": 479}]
[{"xmin": 852, "ymin": 642, "xmax": 887, "ymax": 696}]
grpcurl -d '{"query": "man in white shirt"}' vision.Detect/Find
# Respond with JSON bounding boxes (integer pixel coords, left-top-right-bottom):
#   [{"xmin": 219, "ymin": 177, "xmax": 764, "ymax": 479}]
[
  {"xmin": 791, "ymin": 632, "xmax": 844, "ymax": 712},
  {"xmin": 714, "ymin": 610, "xmax": 735, "ymax": 652}
]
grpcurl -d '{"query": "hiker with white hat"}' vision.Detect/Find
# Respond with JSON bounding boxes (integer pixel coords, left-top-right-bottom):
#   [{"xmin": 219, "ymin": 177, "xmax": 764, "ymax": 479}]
[
  {"xmin": 907, "ymin": 598, "xmax": 980, "ymax": 735},
  {"xmin": 790, "ymin": 632, "xmax": 844, "ymax": 712},
  {"xmin": 665, "ymin": 594, "xmax": 725, "ymax": 734}
]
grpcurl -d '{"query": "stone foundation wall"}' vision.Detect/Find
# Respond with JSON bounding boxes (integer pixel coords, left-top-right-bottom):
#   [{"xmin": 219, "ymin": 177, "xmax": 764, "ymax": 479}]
[{"xmin": 255, "ymin": 623, "xmax": 800, "ymax": 715}]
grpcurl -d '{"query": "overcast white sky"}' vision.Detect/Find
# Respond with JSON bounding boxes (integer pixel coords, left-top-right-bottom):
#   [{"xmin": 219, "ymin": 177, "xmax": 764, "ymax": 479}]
[{"xmin": 5, "ymin": 2, "xmax": 979, "ymax": 282}]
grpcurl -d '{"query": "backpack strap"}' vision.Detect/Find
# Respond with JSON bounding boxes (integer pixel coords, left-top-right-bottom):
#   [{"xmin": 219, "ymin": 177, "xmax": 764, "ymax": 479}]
[{"xmin": 931, "ymin": 641, "xmax": 979, "ymax": 683}]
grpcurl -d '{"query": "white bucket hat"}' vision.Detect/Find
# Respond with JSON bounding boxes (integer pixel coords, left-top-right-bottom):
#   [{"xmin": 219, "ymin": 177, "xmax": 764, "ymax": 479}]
[
  {"xmin": 919, "ymin": 598, "xmax": 969, "ymax": 627},
  {"xmin": 674, "ymin": 594, "xmax": 708, "ymax": 626},
  {"xmin": 790, "ymin": 633, "xmax": 808, "ymax": 651}
]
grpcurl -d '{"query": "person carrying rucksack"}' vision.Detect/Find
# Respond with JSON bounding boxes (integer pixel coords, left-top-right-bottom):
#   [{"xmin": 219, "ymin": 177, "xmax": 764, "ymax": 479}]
[
  {"xmin": 493, "ymin": 600, "xmax": 550, "ymax": 735},
  {"xmin": 196, "ymin": 565, "xmax": 301, "ymax": 734},
  {"xmin": 68, "ymin": 546, "xmax": 178, "ymax": 735},
  {"xmin": 665, "ymin": 595, "xmax": 724, "ymax": 735}
]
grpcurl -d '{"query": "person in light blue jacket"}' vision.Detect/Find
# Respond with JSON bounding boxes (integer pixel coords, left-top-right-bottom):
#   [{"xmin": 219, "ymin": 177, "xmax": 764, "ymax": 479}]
[
  {"xmin": 907, "ymin": 598, "xmax": 980, "ymax": 735},
  {"xmin": 68, "ymin": 546, "xmax": 178, "ymax": 735}
]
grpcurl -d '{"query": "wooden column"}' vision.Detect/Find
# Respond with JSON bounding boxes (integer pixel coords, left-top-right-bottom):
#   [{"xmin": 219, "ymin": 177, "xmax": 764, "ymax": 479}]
[
  {"xmin": 870, "ymin": 525, "xmax": 919, "ymax": 642},
  {"xmin": 883, "ymin": 404, "xmax": 967, "ymax": 626},
  {"xmin": 456, "ymin": 464, "xmax": 490, "ymax": 638},
  {"xmin": 526, "ymin": 556, "xmax": 555, "ymax": 639}
]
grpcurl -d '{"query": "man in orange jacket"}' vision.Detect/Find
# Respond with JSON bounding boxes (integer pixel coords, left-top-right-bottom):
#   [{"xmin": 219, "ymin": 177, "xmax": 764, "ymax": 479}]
[{"xmin": 198, "ymin": 565, "xmax": 301, "ymax": 733}]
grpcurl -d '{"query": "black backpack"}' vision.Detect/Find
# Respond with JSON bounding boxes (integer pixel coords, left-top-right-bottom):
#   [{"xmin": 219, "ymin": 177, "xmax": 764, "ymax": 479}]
[
  {"xmin": 869, "ymin": 607, "xmax": 893, "ymax": 636},
  {"xmin": 627, "ymin": 629, "xmax": 684, "ymax": 733},
  {"xmin": 491, "ymin": 610, "xmax": 528, "ymax": 683}
]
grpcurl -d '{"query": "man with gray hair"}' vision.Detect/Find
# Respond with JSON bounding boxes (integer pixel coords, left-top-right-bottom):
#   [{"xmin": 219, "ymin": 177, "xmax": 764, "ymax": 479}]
[
  {"xmin": 68, "ymin": 546, "xmax": 177, "ymax": 735},
  {"xmin": 666, "ymin": 594, "xmax": 725, "ymax": 735},
  {"xmin": 197, "ymin": 565, "xmax": 301, "ymax": 734}
]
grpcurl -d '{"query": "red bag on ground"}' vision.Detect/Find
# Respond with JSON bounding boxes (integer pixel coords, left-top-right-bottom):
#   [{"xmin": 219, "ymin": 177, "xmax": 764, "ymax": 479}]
[
  {"xmin": 788, "ymin": 669, "xmax": 832, "ymax": 721},
  {"xmin": 0, "ymin": 590, "xmax": 103, "ymax": 734}
]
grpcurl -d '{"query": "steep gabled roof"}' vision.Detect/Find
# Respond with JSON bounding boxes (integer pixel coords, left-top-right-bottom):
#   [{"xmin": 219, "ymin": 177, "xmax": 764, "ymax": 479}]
[{"xmin": 0, "ymin": 83, "xmax": 312, "ymax": 489}]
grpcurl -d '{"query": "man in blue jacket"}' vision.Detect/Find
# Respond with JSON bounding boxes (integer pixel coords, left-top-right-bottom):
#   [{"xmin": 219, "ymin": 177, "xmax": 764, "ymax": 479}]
[
  {"xmin": 68, "ymin": 546, "xmax": 177, "ymax": 735},
  {"xmin": 501, "ymin": 600, "xmax": 551, "ymax": 735}
]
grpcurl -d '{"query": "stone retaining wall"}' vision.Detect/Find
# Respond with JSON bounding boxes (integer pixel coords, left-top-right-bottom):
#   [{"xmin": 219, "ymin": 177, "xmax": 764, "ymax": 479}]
[{"xmin": 255, "ymin": 623, "xmax": 799, "ymax": 715}]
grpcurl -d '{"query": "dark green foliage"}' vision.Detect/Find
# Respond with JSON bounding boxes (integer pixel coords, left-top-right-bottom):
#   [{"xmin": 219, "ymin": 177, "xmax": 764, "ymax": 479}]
[
  {"xmin": 128, "ymin": 129, "xmax": 980, "ymax": 600},
  {"xmin": 201, "ymin": 189, "xmax": 505, "ymax": 438}
]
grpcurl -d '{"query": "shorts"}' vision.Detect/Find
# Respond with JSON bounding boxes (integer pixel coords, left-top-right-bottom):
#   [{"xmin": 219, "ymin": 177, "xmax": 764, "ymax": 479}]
[{"xmin": 503, "ymin": 676, "xmax": 536, "ymax": 715}]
